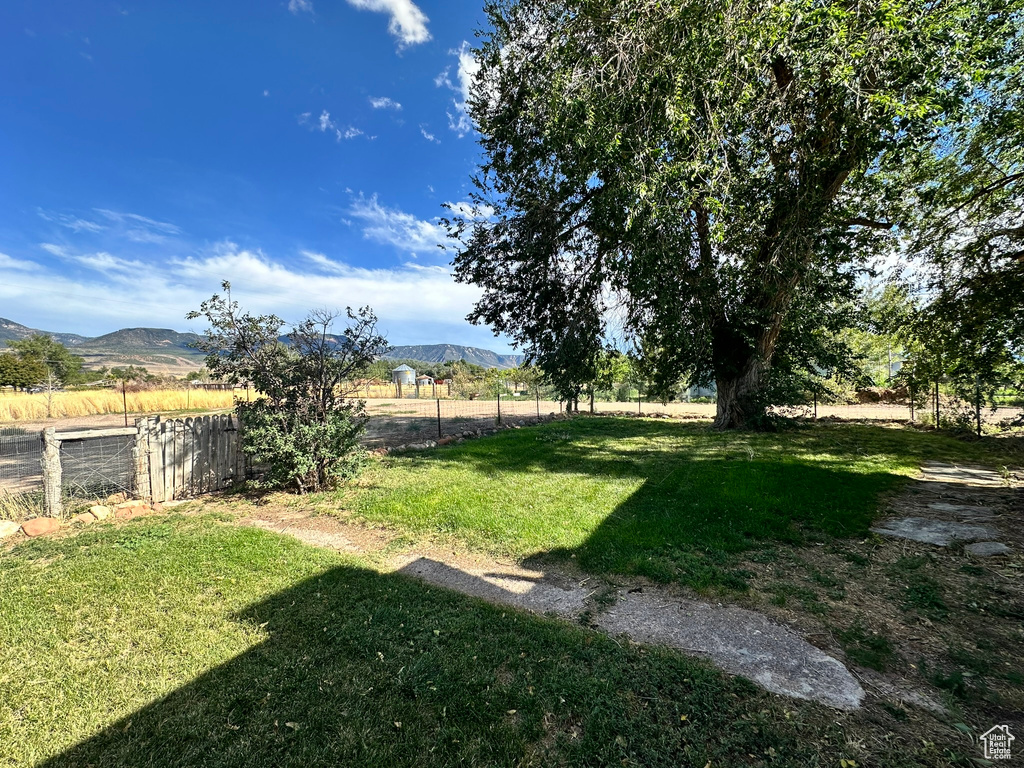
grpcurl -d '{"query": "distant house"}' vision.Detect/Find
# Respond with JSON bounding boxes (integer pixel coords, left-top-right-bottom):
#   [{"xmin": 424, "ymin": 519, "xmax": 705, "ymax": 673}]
[{"xmin": 391, "ymin": 365, "xmax": 415, "ymax": 387}]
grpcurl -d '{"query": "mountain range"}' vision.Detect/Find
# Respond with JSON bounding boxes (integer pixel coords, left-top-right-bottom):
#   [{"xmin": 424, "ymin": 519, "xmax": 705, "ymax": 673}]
[{"xmin": 0, "ymin": 318, "xmax": 523, "ymax": 374}]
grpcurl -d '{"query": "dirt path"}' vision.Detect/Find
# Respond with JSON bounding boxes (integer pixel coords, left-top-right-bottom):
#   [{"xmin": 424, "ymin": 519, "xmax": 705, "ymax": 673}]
[{"xmin": 237, "ymin": 507, "xmax": 866, "ymax": 711}]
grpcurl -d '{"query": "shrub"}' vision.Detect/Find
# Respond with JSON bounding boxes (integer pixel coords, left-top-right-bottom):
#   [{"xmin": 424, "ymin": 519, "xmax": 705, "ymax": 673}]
[{"xmin": 189, "ymin": 282, "xmax": 389, "ymax": 493}]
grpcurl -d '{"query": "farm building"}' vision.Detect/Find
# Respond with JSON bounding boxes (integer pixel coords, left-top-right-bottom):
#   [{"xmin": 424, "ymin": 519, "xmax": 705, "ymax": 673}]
[{"xmin": 391, "ymin": 365, "xmax": 415, "ymax": 387}]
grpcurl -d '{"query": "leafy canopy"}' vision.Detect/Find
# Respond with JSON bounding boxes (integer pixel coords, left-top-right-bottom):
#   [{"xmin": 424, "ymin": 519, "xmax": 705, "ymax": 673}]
[{"xmin": 448, "ymin": 0, "xmax": 1022, "ymax": 427}]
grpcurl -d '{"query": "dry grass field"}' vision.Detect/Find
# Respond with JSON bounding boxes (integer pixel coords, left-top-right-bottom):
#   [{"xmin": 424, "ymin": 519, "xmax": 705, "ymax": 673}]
[{"xmin": 0, "ymin": 389, "xmax": 238, "ymax": 422}]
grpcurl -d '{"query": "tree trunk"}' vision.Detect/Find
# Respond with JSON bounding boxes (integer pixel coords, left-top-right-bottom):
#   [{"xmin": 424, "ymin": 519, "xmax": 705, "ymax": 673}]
[{"xmin": 713, "ymin": 361, "xmax": 767, "ymax": 430}]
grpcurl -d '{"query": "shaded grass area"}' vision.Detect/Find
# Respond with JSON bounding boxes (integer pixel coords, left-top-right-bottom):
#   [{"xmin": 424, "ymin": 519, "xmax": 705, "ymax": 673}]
[
  {"xmin": 1, "ymin": 517, "xmax": 852, "ymax": 768},
  {"xmin": 344, "ymin": 417, "xmax": 1012, "ymax": 590}
]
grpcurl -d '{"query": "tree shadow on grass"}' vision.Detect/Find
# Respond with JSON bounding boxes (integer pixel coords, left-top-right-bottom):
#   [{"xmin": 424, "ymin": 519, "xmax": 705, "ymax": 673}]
[
  {"xmin": 388, "ymin": 418, "xmax": 914, "ymax": 589},
  {"xmin": 38, "ymin": 556, "xmax": 827, "ymax": 768}
]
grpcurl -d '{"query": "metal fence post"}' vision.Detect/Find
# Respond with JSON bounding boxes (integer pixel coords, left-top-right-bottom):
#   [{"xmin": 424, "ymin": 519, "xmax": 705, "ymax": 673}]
[
  {"xmin": 41, "ymin": 427, "xmax": 62, "ymax": 518},
  {"xmin": 813, "ymin": 392, "xmax": 818, "ymax": 420},
  {"xmin": 437, "ymin": 398, "xmax": 442, "ymax": 439},
  {"xmin": 536, "ymin": 390, "xmax": 540, "ymax": 418},
  {"xmin": 497, "ymin": 392, "xmax": 502, "ymax": 425}
]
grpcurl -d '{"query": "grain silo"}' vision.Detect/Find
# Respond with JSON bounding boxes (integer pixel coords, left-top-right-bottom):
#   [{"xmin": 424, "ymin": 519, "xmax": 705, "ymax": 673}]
[{"xmin": 391, "ymin": 365, "xmax": 416, "ymax": 387}]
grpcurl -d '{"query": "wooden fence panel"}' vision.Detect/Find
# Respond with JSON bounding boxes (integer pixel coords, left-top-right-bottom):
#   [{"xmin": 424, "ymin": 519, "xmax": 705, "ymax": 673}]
[{"xmin": 136, "ymin": 414, "xmax": 242, "ymax": 502}]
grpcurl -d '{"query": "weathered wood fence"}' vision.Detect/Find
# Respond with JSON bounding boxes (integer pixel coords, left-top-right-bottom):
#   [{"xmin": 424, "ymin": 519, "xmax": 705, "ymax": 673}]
[
  {"xmin": 39, "ymin": 414, "xmax": 244, "ymax": 515},
  {"xmin": 138, "ymin": 415, "xmax": 245, "ymax": 503}
]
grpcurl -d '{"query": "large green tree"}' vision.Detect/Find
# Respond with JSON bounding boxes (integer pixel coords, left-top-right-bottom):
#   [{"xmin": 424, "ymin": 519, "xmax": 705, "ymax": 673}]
[
  {"xmin": 448, "ymin": 0, "xmax": 1022, "ymax": 428},
  {"xmin": 899, "ymin": 18, "xmax": 1024, "ymax": 405}
]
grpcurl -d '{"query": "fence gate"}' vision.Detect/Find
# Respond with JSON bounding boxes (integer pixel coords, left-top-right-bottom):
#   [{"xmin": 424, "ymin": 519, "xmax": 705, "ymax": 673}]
[{"xmin": 140, "ymin": 414, "xmax": 244, "ymax": 502}]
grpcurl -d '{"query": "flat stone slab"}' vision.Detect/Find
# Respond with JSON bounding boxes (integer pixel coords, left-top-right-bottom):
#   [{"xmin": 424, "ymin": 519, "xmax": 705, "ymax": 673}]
[
  {"xmin": 928, "ymin": 503, "xmax": 996, "ymax": 518},
  {"xmin": 596, "ymin": 591, "xmax": 864, "ymax": 711},
  {"xmin": 397, "ymin": 556, "xmax": 588, "ymax": 618},
  {"xmin": 871, "ymin": 517, "xmax": 999, "ymax": 546},
  {"xmin": 919, "ymin": 462, "xmax": 1005, "ymax": 487},
  {"xmin": 0, "ymin": 520, "xmax": 21, "ymax": 540},
  {"xmin": 964, "ymin": 541, "xmax": 1011, "ymax": 557}
]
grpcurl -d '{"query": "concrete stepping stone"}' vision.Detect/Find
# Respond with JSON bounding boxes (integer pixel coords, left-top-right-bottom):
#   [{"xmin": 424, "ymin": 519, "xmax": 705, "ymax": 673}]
[
  {"xmin": 397, "ymin": 556, "xmax": 589, "ymax": 618},
  {"xmin": 928, "ymin": 503, "xmax": 995, "ymax": 518},
  {"xmin": 919, "ymin": 462, "xmax": 1005, "ymax": 487},
  {"xmin": 596, "ymin": 591, "xmax": 864, "ymax": 711},
  {"xmin": 964, "ymin": 542, "xmax": 1011, "ymax": 557},
  {"xmin": 871, "ymin": 517, "xmax": 999, "ymax": 546},
  {"xmin": 394, "ymin": 557, "xmax": 863, "ymax": 709}
]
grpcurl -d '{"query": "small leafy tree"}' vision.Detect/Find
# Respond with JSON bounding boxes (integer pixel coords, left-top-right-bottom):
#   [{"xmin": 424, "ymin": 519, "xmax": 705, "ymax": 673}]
[
  {"xmin": 0, "ymin": 353, "xmax": 47, "ymax": 390},
  {"xmin": 188, "ymin": 282, "xmax": 390, "ymax": 493},
  {"xmin": 6, "ymin": 334, "xmax": 84, "ymax": 386}
]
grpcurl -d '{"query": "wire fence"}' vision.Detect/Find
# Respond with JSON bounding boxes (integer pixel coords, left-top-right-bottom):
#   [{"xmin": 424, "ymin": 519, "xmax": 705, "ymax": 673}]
[
  {"xmin": 3, "ymin": 393, "xmax": 1020, "ymax": 517},
  {"xmin": 358, "ymin": 394, "xmax": 1024, "ymax": 448},
  {"xmin": 0, "ymin": 431, "xmax": 43, "ymax": 495},
  {"xmin": 58, "ymin": 434, "xmax": 136, "ymax": 501},
  {"xmin": 361, "ymin": 396, "xmax": 563, "ymax": 448}
]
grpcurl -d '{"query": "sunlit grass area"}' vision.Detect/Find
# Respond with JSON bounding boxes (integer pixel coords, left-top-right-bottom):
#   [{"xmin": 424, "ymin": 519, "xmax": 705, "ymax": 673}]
[
  {"xmin": 1, "ymin": 516, "xmax": 850, "ymax": 767},
  {"xmin": 345, "ymin": 417, "xmax": 1016, "ymax": 589}
]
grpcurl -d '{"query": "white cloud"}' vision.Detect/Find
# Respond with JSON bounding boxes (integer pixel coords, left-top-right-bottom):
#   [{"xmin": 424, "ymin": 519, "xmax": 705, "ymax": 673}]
[
  {"xmin": 0, "ymin": 241, "xmax": 484, "ymax": 343},
  {"xmin": 369, "ymin": 96, "xmax": 401, "ymax": 110},
  {"xmin": 288, "ymin": 0, "xmax": 314, "ymax": 14},
  {"xmin": 0, "ymin": 252, "xmax": 39, "ymax": 271},
  {"xmin": 436, "ymin": 42, "xmax": 479, "ymax": 137},
  {"xmin": 95, "ymin": 209, "xmax": 181, "ymax": 236},
  {"xmin": 348, "ymin": 194, "xmax": 448, "ymax": 255},
  {"xmin": 345, "ymin": 0, "xmax": 430, "ymax": 48},
  {"xmin": 40, "ymin": 243, "xmax": 145, "ymax": 277},
  {"xmin": 36, "ymin": 209, "xmax": 106, "ymax": 233},
  {"xmin": 263, "ymin": 89, "xmax": 270, "ymax": 97},
  {"xmin": 419, "ymin": 125, "xmax": 439, "ymax": 143},
  {"xmin": 299, "ymin": 110, "xmax": 362, "ymax": 142},
  {"xmin": 445, "ymin": 201, "xmax": 495, "ymax": 220}
]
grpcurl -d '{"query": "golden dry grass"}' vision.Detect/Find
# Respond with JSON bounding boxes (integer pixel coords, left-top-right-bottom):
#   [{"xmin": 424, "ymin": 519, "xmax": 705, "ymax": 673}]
[{"xmin": 0, "ymin": 389, "xmax": 238, "ymax": 422}]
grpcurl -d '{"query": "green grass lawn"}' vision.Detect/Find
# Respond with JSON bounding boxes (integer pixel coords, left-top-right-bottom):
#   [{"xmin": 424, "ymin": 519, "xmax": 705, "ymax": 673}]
[
  {"xmin": 1, "ymin": 515, "xmax": 856, "ymax": 768},
  {"xmin": 346, "ymin": 417, "xmax": 1016, "ymax": 589}
]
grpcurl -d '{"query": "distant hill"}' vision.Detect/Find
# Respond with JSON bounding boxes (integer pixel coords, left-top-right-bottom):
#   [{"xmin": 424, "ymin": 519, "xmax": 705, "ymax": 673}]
[
  {"xmin": 0, "ymin": 318, "xmax": 88, "ymax": 347},
  {"xmin": 76, "ymin": 327, "xmax": 206, "ymax": 374},
  {"xmin": 1, "ymin": 318, "xmax": 523, "ymax": 374},
  {"xmin": 0, "ymin": 318, "xmax": 205, "ymax": 374},
  {"xmin": 384, "ymin": 344, "xmax": 524, "ymax": 369}
]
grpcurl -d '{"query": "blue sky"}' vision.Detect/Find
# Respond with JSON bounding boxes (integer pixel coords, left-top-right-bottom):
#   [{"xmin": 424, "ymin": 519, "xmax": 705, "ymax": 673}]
[{"xmin": 0, "ymin": 0, "xmax": 510, "ymax": 349}]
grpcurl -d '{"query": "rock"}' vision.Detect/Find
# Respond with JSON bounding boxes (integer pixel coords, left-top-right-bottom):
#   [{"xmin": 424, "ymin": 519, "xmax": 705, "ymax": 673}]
[
  {"xmin": 919, "ymin": 462, "xmax": 1005, "ymax": 487},
  {"xmin": 597, "ymin": 591, "xmax": 864, "ymax": 711},
  {"xmin": 964, "ymin": 541, "xmax": 1010, "ymax": 557},
  {"xmin": 928, "ymin": 502, "xmax": 995, "ymax": 518},
  {"xmin": 106, "ymin": 492, "xmax": 128, "ymax": 504},
  {"xmin": 71, "ymin": 512, "xmax": 96, "ymax": 525},
  {"xmin": 151, "ymin": 502, "xmax": 164, "ymax": 514},
  {"xmin": 0, "ymin": 520, "xmax": 21, "ymax": 540},
  {"xmin": 89, "ymin": 505, "xmax": 111, "ymax": 520},
  {"xmin": 871, "ymin": 517, "xmax": 998, "ymax": 546},
  {"xmin": 21, "ymin": 517, "xmax": 61, "ymax": 537}
]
